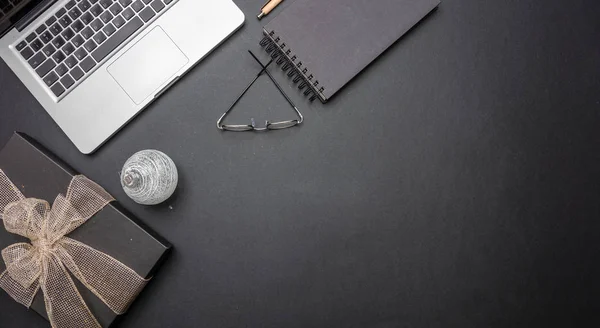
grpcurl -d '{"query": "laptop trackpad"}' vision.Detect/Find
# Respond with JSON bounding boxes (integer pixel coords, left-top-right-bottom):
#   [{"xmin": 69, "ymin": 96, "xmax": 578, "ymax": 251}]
[{"xmin": 108, "ymin": 27, "xmax": 189, "ymax": 104}]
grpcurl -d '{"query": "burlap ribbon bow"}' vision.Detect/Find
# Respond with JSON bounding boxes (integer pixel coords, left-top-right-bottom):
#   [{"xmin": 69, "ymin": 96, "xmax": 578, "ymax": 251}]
[{"xmin": 0, "ymin": 170, "xmax": 148, "ymax": 328}]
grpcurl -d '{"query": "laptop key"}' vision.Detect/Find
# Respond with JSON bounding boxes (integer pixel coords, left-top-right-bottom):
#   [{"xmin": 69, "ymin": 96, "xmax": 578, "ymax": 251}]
[
  {"xmin": 20, "ymin": 46, "xmax": 34, "ymax": 60},
  {"xmin": 69, "ymin": 7, "xmax": 82, "ymax": 19},
  {"xmin": 91, "ymin": 18, "xmax": 104, "ymax": 31},
  {"xmin": 79, "ymin": 56, "xmax": 96, "ymax": 72},
  {"xmin": 81, "ymin": 12, "xmax": 93, "ymax": 24},
  {"xmin": 71, "ymin": 66, "xmax": 84, "ymax": 80},
  {"xmin": 42, "ymin": 44, "xmax": 56, "ymax": 56},
  {"xmin": 28, "ymin": 52, "xmax": 46, "ymax": 69},
  {"xmin": 84, "ymin": 39, "xmax": 97, "ymax": 52},
  {"xmin": 112, "ymin": 15, "xmax": 125, "ymax": 28},
  {"xmin": 164, "ymin": 0, "xmax": 173, "ymax": 5},
  {"xmin": 26, "ymin": 33, "xmax": 36, "ymax": 42},
  {"xmin": 62, "ymin": 27, "xmax": 75, "ymax": 40},
  {"xmin": 35, "ymin": 25, "xmax": 46, "ymax": 34},
  {"xmin": 44, "ymin": 71, "xmax": 59, "ymax": 86},
  {"xmin": 52, "ymin": 36, "xmax": 65, "ymax": 48},
  {"xmin": 59, "ymin": 15, "xmax": 72, "ymax": 28},
  {"xmin": 45, "ymin": 16, "xmax": 57, "ymax": 26},
  {"xmin": 65, "ymin": 55, "xmax": 78, "ymax": 68},
  {"xmin": 102, "ymin": 23, "xmax": 116, "ymax": 36},
  {"xmin": 90, "ymin": 0, "xmax": 99, "ymax": 3},
  {"xmin": 55, "ymin": 63, "xmax": 68, "ymax": 76},
  {"xmin": 65, "ymin": 0, "xmax": 76, "ymax": 9},
  {"xmin": 150, "ymin": 0, "xmax": 164, "ymax": 12},
  {"xmin": 36, "ymin": 58, "xmax": 56, "ymax": 78},
  {"xmin": 72, "ymin": 34, "xmax": 84, "ymax": 47},
  {"xmin": 61, "ymin": 74, "xmax": 75, "ymax": 89},
  {"xmin": 72, "ymin": 19, "xmax": 84, "ymax": 32},
  {"xmin": 81, "ymin": 26, "xmax": 94, "ymax": 39},
  {"xmin": 40, "ymin": 31, "xmax": 53, "ymax": 43},
  {"xmin": 92, "ymin": 16, "xmax": 142, "ymax": 62},
  {"xmin": 78, "ymin": 0, "xmax": 91, "ymax": 12},
  {"xmin": 50, "ymin": 82, "xmax": 65, "ymax": 97},
  {"xmin": 52, "ymin": 50, "xmax": 66, "ymax": 63},
  {"xmin": 119, "ymin": 0, "xmax": 132, "ymax": 6},
  {"xmin": 131, "ymin": 0, "xmax": 143, "ymax": 12},
  {"xmin": 100, "ymin": 11, "xmax": 113, "ymax": 23},
  {"xmin": 138, "ymin": 7, "xmax": 154, "ymax": 22},
  {"xmin": 90, "ymin": 4, "xmax": 103, "ymax": 16},
  {"xmin": 74, "ymin": 47, "xmax": 87, "ymax": 60},
  {"xmin": 49, "ymin": 23, "xmax": 62, "ymax": 36},
  {"xmin": 15, "ymin": 41, "xmax": 26, "ymax": 51},
  {"xmin": 55, "ymin": 7, "xmax": 66, "ymax": 18},
  {"xmin": 109, "ymin": 3, "xmax": 122, "ymax": 15},
  {"xmin": 63, "ymin": 42, "xmax": 75, "ymax": 55},
  {"xmin": 93, "ymin": 31, "xmax": 106, "ymax": 44},
  {"xmin": 142, "ymin": 0, "xmax": 151, "ymax": 4},
  {"xmin": 31, "ymin": 39, "xmax": 44, "ymax": 51},
  {"xmin": 100, "ymin": 0, "xmax": 111, "ymax": 8},
  {"xmin": 122, "ymin": 7, "xmax": 134, "ymax": 20}
]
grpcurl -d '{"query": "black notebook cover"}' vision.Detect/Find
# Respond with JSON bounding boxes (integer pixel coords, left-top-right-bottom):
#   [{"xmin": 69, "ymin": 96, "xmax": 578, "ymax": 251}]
[{"xmin": 262, "ymin": 0, "xmax": 440, "ymax": 103}]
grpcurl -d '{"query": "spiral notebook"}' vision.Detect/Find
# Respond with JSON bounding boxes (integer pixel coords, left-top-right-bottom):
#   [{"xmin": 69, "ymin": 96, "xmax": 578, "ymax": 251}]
[{"xmin": 260, "ymin": 0, "xmax": 440, "ymax": 103}]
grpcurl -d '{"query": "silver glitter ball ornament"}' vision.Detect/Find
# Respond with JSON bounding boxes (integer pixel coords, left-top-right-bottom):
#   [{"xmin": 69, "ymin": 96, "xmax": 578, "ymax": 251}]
[{"xmin": 120, "ymin": 150, "xmax": 178, "ymax": 205}]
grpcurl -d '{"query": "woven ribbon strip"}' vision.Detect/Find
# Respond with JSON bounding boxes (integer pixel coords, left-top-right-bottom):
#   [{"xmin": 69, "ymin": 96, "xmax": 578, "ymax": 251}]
[{"xmin": 0, "ymin": 170, "xmax": 148, "ymax": 328}]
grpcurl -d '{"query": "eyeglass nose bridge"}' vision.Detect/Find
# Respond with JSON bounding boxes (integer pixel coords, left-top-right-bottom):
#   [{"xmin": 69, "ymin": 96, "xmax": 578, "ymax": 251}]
[{"xmin": 251, "ymin": 118, "xmax": 269, "ymax": 131}]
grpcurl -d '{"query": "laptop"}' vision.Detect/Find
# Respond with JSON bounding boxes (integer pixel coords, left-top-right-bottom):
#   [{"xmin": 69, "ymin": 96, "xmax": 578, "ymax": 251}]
[{"xmin": 0, "ymin": 0, "xmax": 244, "ymax": 154}]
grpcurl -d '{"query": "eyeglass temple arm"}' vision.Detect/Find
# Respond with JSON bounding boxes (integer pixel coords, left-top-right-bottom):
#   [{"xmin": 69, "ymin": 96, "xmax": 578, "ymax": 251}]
[
  {"xmin": 217, "ymin": 58, "xmax": 275, "ymax": 129},
  {"xmin": 247, "ymin": 50, "xmax": 304, "ymax": 124}
]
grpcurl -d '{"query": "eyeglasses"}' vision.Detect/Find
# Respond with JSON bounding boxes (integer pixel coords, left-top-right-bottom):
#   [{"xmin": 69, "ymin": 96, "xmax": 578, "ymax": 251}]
[{"xmin": 217, "ymin": 50, "xmax": 304, "ymax": 132}]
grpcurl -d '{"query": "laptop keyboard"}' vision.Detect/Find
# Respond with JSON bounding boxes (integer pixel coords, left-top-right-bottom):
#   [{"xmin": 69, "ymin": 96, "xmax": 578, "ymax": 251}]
[{"xmin": 14, "ymin": 0, "xmax": 178, "ymax": 99}]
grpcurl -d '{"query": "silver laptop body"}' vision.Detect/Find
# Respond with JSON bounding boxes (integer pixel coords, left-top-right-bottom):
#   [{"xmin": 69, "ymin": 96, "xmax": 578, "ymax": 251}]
[{"xmin": 0, "ymin": 0, "xmax": 244, "ymax": 153}]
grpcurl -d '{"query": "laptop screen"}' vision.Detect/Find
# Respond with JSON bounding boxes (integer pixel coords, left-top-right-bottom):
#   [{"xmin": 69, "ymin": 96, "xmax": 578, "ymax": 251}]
[{"xmin": 0, "ymin": 0, "xmax": 45, "ymax": 37}]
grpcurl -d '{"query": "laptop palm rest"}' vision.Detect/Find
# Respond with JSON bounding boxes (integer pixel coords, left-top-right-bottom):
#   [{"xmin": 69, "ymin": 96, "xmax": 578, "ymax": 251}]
[{"xmin": 108, "ymin": 26, "xmax": 189, "ymax": 104}]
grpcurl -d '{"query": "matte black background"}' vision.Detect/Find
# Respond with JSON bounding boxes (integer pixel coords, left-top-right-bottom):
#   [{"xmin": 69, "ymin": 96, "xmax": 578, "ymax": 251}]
[{"xmin": 1, "ymin": 0, "xmax": 599, "ymax": 327}]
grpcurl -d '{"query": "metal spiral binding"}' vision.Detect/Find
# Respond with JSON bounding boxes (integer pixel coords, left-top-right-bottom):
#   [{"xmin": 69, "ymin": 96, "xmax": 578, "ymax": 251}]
[{"xmin": 259, "ymin": 30, "xmax": 325, "ymax": 102}]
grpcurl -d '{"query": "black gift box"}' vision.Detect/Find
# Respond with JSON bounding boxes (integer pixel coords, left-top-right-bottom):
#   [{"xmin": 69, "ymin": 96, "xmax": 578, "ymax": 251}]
[{"xmin": 0, "ymin": 132, "xmax": 171, "ymax": 327}]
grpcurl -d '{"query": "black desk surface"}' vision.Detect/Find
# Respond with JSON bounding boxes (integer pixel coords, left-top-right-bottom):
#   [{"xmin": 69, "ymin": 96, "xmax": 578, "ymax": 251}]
[{"xmin": 1, "ymin": 0, "xmax": 599, "ymax": 327}]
